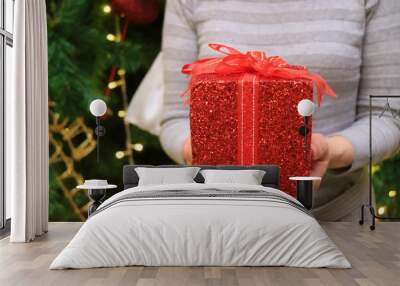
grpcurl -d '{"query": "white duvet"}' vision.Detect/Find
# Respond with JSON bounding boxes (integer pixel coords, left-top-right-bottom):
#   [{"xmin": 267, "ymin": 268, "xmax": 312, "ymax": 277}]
[{"xmin": 50, "ymin": 183, "xmax": 350, "ymax": 269}]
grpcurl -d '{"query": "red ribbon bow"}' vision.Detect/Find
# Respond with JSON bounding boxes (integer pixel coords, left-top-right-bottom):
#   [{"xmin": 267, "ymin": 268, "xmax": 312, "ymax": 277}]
[{"xmin": 181, "ymin": 43, "xmax": 336, "ymax": 106}]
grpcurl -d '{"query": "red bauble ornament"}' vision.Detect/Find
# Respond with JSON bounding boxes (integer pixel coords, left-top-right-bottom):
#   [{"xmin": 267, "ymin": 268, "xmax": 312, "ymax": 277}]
[{"xmin": 111, "ymin": 0, "xmax": 159, "ymax": 25}]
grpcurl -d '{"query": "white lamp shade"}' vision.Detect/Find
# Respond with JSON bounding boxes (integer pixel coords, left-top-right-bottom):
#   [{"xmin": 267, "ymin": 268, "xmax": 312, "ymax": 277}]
[
  {"xmin": 90, "ymin": 99, "xmax": 107, "ymax": 117},
  {"xmin": 297, "ymin": 99, "xmax": 315, "ymax": 117}
]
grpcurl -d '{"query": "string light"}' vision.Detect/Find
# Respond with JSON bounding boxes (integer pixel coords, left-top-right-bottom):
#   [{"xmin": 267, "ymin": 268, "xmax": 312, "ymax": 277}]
[
  {"xmin": 106, "ymin": 33, "xmax": 121, "ymax": 42},
  {"xmin": 118, "ymin": 110, "xmax": 126, "ymax": 118},
  {"xmin": 108, "ymin": 80, "xmax": 124, "ymax": 89},
  {"xmin": 115, "ymin": 151, "xmax": 125, "ymax": 159},
  {"xmin": 378, "ymin": 206, "xmax": 386, "ymax": 215},
  {"xmin": 132, "ymin": 143, "xmax": 144, "ymax": 152},
  {"xmin": 388, "ymin": 190, "xmax": 397, "ymax": 198},
  {"xmin": 115, "ymin": 149, "xmax": 135, "ymax": 159},
  {"xmin": 108, "ymin": 81, "xmax": 118, "ymax": 89},
  {"xmin": 371, "ymin": 164, "xmax": 380, "ymax": 175},
  {"xmin": 117, "ymin": 69, "xmax": 126, "ymax": 76},
  {"xmin": 102, "ymin": 4, "xmax": 112, "ymax": 14},
  {"xmin": 106, "ymin": 33, "xmax": 116, "ymax": 41}
]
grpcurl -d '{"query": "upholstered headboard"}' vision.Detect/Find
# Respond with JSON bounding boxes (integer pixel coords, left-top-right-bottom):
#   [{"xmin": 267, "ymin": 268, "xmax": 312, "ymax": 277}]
[{"xmin": 123, "ymin": 165, "xmax": 280, "ymax": 190}]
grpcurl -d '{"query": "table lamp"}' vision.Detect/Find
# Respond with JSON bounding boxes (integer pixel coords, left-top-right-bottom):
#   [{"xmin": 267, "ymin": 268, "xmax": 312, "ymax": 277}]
[
  {"xmin": 90, "ymin": 99, "xmax": 107, "ymax": 162},
  {"xmin": 297, "ymin": 99, "xmax": 315, "ymax": 159},
  {"xmin": 292, "ymin": 99, "xmax": 317, "ymax": 210}
]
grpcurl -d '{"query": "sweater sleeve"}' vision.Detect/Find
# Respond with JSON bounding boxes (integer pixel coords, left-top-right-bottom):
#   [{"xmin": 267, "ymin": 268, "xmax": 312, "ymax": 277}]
[
  {"xmin": 160, "ymin": 0, "xmax": 198, "ymax": 164},
  {"xmin": 333, "ymin": 0, "xmax": 400, "ymax": 172}
]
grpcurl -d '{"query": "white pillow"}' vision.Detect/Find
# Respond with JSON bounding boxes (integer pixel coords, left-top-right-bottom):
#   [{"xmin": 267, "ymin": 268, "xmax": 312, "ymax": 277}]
[
  {"xmin": 135, "ymin": 167, "xmax": 200, "ymax": 186},
  {"xmin": 200, "ymin": 169, "xmax": 266, "ymax": 185}
]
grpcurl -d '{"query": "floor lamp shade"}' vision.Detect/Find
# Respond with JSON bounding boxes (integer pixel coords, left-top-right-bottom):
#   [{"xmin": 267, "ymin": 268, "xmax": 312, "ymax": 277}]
[
  {"xmin": 297, "ymin": 99, "xmax": 315, "ymax": 117},
  {"xmin": 90, "ymin": 99, "xmax": 107, "ymax": 117}
]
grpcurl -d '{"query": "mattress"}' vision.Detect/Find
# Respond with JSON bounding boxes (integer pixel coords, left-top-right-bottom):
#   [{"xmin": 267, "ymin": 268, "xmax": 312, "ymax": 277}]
[{"xmin": 50, "ymin": 183, "xmax": 351, "ymax": 269}]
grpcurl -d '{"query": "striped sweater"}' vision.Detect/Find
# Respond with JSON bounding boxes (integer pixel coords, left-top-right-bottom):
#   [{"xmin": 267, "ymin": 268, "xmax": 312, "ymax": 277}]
[{"xmin": 160, "ymin": 0, "xmax": 400, "ymax": 220}]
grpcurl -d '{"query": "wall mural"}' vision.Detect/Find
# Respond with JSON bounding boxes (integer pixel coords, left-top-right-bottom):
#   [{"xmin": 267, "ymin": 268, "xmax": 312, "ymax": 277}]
[{"xmin": 46, "ymin": 0, "xmax": 400, "ymax": 221}]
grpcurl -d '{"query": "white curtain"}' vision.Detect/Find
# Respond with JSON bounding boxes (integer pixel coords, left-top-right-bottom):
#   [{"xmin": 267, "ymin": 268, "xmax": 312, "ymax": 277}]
[{"xmin": 7, "ymin": 0, "xmax": 49, "ymax": 242}]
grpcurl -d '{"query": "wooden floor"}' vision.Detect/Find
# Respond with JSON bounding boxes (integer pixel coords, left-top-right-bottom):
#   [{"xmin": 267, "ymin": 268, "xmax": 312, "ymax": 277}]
[{"xmin": 0, "ymin": 222, "xmax": 399, "ymax": 286}]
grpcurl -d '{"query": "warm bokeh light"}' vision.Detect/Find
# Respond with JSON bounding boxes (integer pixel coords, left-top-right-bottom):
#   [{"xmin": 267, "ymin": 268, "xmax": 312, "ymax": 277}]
[
  {"xmin": 133, "ymin": 143, "xmax": 144, "ymax": 152},
  {"xmin": 108, "ymin": 80, "xmax": 124, "ymax": 89},
  {"xmin": 371, "ymin": 164, "xmax": 380, "ymax": 175},
  {"xmin": 388, "ymin": 190, "xmax": 397, "ymax": 198},
  {"xmin": 378, "ymin": 206, "xmax": 386, "ymax": 215},
  {"xmin": 117, "ymin": 69, "xmax": 126, "ymax": 76},
  {"xmin": 106, "ymin": 33, "xmax": 116, "ymax": 41},
  {"xmin": 115, "ymin": 151, "xmax": 125, "ymax": 159},
  {"xmin": 118, "ymin": 110, "xmax": 126, "ymax": 118},
  {"xmin": 103, "ymin": 4, "xmax": 112, "ymax": 14},
  {"xmin": 108, "ymin": 81, "xmax": 118, "ymax": 89}
]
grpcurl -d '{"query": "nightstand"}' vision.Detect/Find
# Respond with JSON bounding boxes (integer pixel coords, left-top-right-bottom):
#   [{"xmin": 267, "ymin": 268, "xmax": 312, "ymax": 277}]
[
  {"xmin": 77, "ymin": 180, "xmax": 117, "ymax": 216},
  {"xmin": 289, "ymin": 176, "xmax": 321, "ymax": 210}
]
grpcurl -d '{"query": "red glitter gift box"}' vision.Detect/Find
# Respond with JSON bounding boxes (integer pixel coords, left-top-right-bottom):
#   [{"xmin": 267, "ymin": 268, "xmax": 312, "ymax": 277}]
[{"xmin": 182, "ymin": 44, "xmax": 335, "ymax": 196}]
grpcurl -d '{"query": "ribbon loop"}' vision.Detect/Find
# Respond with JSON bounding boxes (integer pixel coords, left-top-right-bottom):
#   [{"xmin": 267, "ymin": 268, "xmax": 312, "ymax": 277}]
[
  {"xmin": 182, "ymin": 43, "xmax": 336, "ymax": 106},
  {"xmin": 208, "ymin": 43, "xmax": 241, "ymax": 55}
]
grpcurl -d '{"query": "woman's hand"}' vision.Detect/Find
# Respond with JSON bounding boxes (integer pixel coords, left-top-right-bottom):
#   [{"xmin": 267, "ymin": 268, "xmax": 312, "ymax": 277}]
[
  {"xmin": 310, "ymin": 133, "xmax": 331, "ymax": 184},
  {"xmin": 183, "ymin": 136, "xmax": 193, "ymax": 165},
  {"xmin": 311, "ymin": 133, "xmax": 355, "ymax": 185}
]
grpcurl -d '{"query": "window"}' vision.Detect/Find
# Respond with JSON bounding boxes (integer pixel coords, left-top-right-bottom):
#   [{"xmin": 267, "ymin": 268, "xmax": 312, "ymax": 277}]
[{"xmin": 1, "ymin": 0, "xmax": 14, "ymax": 231}]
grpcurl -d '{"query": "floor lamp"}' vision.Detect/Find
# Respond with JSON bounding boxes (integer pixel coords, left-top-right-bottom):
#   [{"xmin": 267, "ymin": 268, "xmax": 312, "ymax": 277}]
[
  {"xmin": 359, "ymin": 95, "xmax": 400, "ymax": 230},
  {"xmin": 89, "ymin": 99, "xmax": 107, "ymax": 163}
]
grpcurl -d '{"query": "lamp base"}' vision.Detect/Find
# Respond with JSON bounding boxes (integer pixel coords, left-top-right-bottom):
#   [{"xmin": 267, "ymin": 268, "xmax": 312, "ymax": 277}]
[
  {"xmin": 289, "ymin": 177, "xmax": 320, "ymax": 210},
  {"xmin": 359, "ymin": 204, "xmax": 376, "ymax": 231},
  {"xmin": 88, "ymin": 189, "xmax": 106, "ymax": 216},
  {"xmin": 296, "ymin": 180, "xmax": 313, "ymax": 210}
]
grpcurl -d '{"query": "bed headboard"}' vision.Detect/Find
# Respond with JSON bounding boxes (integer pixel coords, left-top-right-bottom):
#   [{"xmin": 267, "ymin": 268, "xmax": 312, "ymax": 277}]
[{"xmin": 123, "ymin": 165, "xmax": 280, "ymax": 190}]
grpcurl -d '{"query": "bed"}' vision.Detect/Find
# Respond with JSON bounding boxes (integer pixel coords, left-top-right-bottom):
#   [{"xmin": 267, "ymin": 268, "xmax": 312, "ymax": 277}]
[{"xmin": 50, "ymin": 165, "xmax": 350, "ymax": 269}]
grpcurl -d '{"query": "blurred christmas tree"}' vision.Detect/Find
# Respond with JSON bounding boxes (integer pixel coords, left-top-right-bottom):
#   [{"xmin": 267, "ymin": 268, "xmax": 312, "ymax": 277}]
[
  {"xmin": 373, "ymin": 152, "xmax": 400, "ymax": 220},
  {"xmin": 46, "ymin": 0, "xmax": 172, "ymax": 221},
  {"xmin": 46, "ymin": 0, "xmax": 400, "ymax": 221}
]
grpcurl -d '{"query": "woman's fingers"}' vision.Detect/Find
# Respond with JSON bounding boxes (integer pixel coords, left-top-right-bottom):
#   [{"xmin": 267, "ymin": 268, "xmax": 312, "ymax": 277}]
[
  {"xmin": 310, "ymin": 133, "xmax": 330, "ymax": 189},
  {"xmin": 311, "ymin": 133, "xmax": 329, "ymax": 161},
  {"xmin": 183, "ymin": 136, "xmax": 193, "ymax": 165}
]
